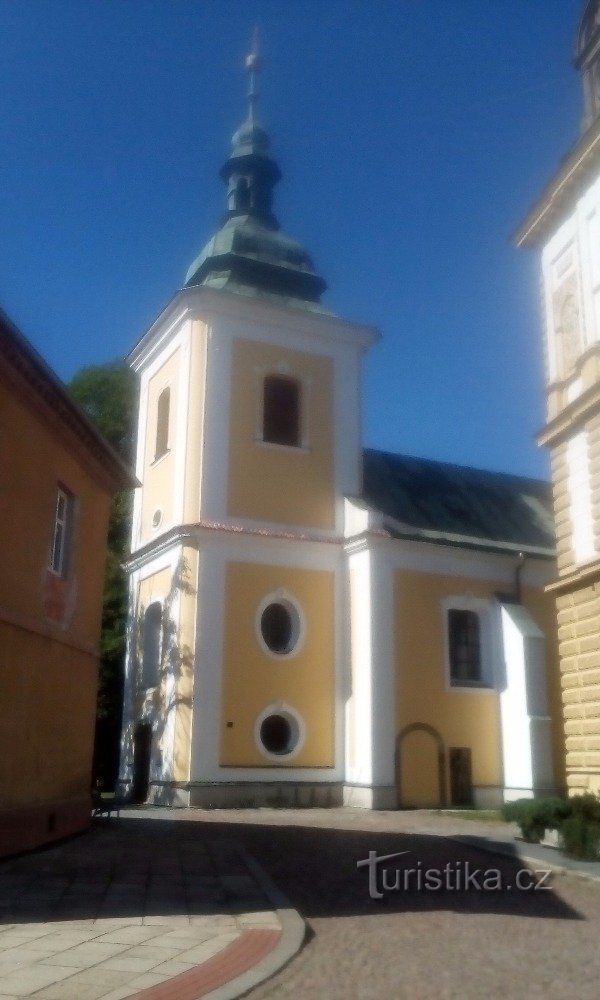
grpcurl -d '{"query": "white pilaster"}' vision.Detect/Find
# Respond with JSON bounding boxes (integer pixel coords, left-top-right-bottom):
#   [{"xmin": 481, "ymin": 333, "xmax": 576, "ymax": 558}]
[{"xmin": 499, "ymin": 603, "xmax": 555, "ymax": 800}]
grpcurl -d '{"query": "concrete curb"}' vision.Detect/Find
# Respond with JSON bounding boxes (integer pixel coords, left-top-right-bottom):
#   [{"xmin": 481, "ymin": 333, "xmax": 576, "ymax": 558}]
[{"xmin": 202, "ymin": 846, "xmax": 306, "ymax": 1000}]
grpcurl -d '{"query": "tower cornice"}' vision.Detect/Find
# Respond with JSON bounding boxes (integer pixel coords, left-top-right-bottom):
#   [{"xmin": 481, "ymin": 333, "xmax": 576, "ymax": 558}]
[{"xmin": 514, "ymin": 113, "xmax": 600, "ymax": 248}]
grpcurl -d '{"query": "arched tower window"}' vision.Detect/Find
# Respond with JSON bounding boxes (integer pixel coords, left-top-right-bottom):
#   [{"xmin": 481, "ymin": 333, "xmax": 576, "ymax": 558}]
[
  {"xmin": 263, "ymin": 375, "xmax": 301, "ymax": 447},
  {"xmin": 141, "ymin": 601, "xmax": 162, "ymax": 689},
  {"xmin": 155, "ymin": 388, "xmax": 170, "ymax": 460}
]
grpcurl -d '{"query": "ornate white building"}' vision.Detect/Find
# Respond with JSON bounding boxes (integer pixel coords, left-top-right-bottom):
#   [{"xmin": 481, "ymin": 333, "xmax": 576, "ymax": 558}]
[{"xmin": 516, "ymin": 1, "xmax": 600, "ymax": 796}]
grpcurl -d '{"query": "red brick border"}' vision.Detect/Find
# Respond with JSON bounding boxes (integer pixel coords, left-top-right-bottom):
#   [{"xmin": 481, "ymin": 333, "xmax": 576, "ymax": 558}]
[{"xmin": 133, "ymin": 927, "xmax": 282, "ymax": 1000}]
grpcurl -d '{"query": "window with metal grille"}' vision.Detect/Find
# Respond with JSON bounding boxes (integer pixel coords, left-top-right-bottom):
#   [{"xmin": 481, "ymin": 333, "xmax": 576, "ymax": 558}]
[
  {"xmin": 262, "ymin": 375, "xmax": 300, "ymax": 447},
  {"xmin": 448, "ymin": 609, "xmax": 481, "ymax": 686}
]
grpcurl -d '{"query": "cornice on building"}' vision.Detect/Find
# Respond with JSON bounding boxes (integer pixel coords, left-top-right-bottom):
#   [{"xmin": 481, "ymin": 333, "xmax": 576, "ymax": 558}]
[
  {"xmin": 0, "ymin": 308, "xmax": 136, "ymax": 494},
  {"xmin": 545, "ymin": 555, "xmax": 600, "ymax": 595},
  {"xmin": 514, "ymin": 115, "xmax": 600, "ymax": 249},
  {"xmin": 537, "ymin": 379, "xmax": 600, "ymax": 447}
]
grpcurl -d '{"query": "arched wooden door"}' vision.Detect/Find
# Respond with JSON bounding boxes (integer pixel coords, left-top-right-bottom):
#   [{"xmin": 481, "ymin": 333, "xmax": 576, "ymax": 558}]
[{"xmin": 395, "ymin": 723, "xmax": 447, "ymax": 808}]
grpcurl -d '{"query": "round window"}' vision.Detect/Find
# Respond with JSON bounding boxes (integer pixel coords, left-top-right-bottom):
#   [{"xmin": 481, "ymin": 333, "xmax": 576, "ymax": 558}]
[
  {"xmin": 254, "ymin": 703, "xmax": 305, "ymax": 761},
  {"xmin": 259, "ymin": 713, "xmax": 299, "ymax": 756},
  {"xmin": 260, "ymin": 602, "xmax": 295, "ymax": 654}
]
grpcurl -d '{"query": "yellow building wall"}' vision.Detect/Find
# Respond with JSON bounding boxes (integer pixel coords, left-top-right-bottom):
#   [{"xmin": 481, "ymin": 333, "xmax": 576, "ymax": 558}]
[
  {"xmin": 220, "ymin": 561, "xmax": 335, "ymax": 767},
  {"xmin": 183, "ymin": 321, "xmax": 207, "ymax": 524},
  {"xmin": 394, "ymin": 569, "xmax": 565, "ymax": 806},
  {"xmin": 227, "ymin": 338, "xmax": 335, "ymax": 529},
  {"xmin": 140, "ymin": 348, "xmax": 180, "ymax": 542},
  {"xmin": 0, "ymin": 374, "xmax": 114, "ymax": 853},
  {"xmin": 0, "ymin": 624, "xmax": 97, "ymax": 809},
  {"xmin": 0, "ymin": 386, "xmax": 110, "ymax": 641}
]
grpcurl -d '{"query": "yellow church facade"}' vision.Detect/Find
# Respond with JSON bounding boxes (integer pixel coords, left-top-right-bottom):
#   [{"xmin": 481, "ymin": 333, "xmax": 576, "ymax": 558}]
[{"xmin": 118, "ymin": 50, "xmax": 565, "ymax": 809}]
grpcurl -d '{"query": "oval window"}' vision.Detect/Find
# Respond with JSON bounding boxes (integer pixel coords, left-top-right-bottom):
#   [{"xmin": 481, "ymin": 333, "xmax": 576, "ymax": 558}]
[
  {"xmin": 259, "ymin": 713, "xmax": 298, "ymax": 755},
  {"xmin": 260, "ymin": 602, "xmax": 294, "ymax": 654}
]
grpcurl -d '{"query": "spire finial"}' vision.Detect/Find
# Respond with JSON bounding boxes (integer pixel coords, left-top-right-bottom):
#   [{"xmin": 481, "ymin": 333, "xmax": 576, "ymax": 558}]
[{"xmin": 245, "ymin": 28, "xmax": 261, "ymax": 124}]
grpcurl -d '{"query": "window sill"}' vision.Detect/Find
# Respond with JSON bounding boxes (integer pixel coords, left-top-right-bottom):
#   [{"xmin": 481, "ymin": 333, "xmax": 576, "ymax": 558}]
[
  {"xmin": 254, "ymin": 438, "xmax": 310, "ymax": 454},
  {"xmin": 448, "ymin": 682, "xmax": 494, "ymax": 693},
  {"xmin": 46, "ymin": 566, "xmax": 69, "ymax": 581},
  {"xmin": 150, "ymin": 448, "xmax": 171, "ymax": 469}
]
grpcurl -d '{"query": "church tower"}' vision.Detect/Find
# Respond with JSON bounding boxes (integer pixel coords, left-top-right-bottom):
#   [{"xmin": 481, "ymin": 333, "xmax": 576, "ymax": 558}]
[
  {"xmin": 118, "ymin": 46, "xmax": 378, "ymax": 807},
  {"xmin": 516, "ymin": 2, "xmax": 600, "ymax": 797}
]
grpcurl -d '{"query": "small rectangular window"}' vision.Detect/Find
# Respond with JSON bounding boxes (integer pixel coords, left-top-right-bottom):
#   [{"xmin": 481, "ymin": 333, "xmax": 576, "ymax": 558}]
[
  {"xmin": 50, "ymin": 487, "xmax": 74, "ymax": 577},
  {"xmin": 448, "ymin": 609, "xmax": 481, "ymax": 686}
]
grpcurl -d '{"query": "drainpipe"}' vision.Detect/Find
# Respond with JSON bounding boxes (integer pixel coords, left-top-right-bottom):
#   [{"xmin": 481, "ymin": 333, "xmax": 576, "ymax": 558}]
[{"xmin": 514, "ymin": 551, "xmax": 526, "ymax": 604}]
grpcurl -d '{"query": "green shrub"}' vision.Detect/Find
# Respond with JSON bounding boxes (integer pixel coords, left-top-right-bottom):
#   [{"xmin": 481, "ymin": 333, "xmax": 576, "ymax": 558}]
[
  {"xmin": 501, "ymin": 799, "xmax": 547, "ymax": 843},
  {"xmin": 534, "ymin": 796, "xmax": 571, "ymax": 830},
  {"xmin": 560, "ymin": 815, "xmax": 600, "ymax": 861},
  {"xmin": 503, "ymin": 794, "xmax": 600, "ymax": 858},
  {"xmin": 568, "ymin": 793, "xmax": 600, "ymax": 824}
]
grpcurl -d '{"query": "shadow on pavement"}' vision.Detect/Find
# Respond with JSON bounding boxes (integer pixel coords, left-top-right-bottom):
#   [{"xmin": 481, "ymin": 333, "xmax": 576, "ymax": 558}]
[{"xmin": 0, "ymin": 814, "xmax": 584, "ymax": 926}]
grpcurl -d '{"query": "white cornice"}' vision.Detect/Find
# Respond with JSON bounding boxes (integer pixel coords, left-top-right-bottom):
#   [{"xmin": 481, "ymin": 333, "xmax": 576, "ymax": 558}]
[
  {"xmin": 515, "ymin": 117, "xmax": 600, "ymax": 248},
  {"xmin": 127, "ymin": 285, "xmax": 380, "ymax": 370}
]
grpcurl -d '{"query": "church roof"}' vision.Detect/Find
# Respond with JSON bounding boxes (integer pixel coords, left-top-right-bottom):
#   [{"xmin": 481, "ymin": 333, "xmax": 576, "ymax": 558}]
[{"xmin": 359, "ymin": 448, "xmax": 555, "ymax": 556}]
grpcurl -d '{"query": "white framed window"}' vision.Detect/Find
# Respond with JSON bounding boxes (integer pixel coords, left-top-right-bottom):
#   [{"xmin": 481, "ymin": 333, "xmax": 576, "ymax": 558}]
[
  {"xmin": 254, "ymin": 702, "xmax": 305, "ymax": 761},
  {"xmin": 255, "ymin": 590, "xmax": 305, "ymax": 659},
  {"xmin": 49, "ymin": 486, "xmax": 74, "ymax": 578},
  {"xmin": 154, "ymin": 386, "xmax": 170, "ymax": 461},
  {"xmin": 442, "ymin": 597, "xmax": 494, "ymax": 690}
]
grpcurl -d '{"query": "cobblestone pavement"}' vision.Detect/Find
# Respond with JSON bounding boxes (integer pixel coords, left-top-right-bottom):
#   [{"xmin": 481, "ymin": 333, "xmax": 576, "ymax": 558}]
[
  {"xmin": 0, "ymin": 815, "xmax": 282, "ymax": 1000},
  {"xmin": 174, "ymin": 807, "xmax": 600, "ymax": 1000}
]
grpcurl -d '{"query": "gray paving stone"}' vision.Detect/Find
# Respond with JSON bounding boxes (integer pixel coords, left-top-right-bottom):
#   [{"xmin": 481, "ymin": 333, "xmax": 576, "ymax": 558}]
[
  {"xmin": 95, "ymin": 952, "xmax": 164, "ymax": 974},
  {"xmin": 122, "ymin": 972, "xmax": 171, "ymax": 990},
  {"xmin": 0, "ymin": 963, "xmax": 75, "ymax": 996},
  {"xmin": 41, "ymin": 941, "xmax": 129, "ymax": 967},
  {"xmin": 94, "ymin": 926, "xmax": 165, "ymax": 945}
]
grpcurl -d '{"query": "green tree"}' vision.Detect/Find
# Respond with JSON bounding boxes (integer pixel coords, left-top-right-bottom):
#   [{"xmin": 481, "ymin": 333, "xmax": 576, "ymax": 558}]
[{"xmin": 69, "ymin": 360, "xmax": 137, "ymax": 788}]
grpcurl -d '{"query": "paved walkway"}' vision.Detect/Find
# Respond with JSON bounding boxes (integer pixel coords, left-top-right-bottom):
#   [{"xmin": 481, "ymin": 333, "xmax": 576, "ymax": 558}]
[
  {"xmin": 2, "ymin": 807, "xmax": 600, "ymax": 1000},
  {"xmin": 0, "ymin": 811, "xmax": 304, "ymax": 1000}
]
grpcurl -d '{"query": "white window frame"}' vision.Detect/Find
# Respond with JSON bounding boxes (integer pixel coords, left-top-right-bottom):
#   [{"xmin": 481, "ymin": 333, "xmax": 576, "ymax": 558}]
[
  {"xmin": 255, "ymin": 590, "xmax": 306, "ymax": 659},
  {"xmin": 254, "ymin": 702, "xmax": 306, "ymax": 762},
  {"xmin": 442, "ymin": 596, "xmax": 495, "ymax": 691},
  {"xmin": 153, "ymin": 385, "xmax": 171, "ymax": 463},
  {"xmin": 49, "ymin": 486, "xmax": 74, "ymax": 578}
]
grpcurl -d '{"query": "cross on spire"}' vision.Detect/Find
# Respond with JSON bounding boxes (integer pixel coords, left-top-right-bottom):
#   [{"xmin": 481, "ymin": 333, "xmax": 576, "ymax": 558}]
[{"xmin": 245, "ymin": 29, "xmax": 261, "ymax": 125}]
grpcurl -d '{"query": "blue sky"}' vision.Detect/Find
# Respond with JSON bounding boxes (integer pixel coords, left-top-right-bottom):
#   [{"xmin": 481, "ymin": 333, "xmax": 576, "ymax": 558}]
[{"xmin": 0, "ymin": 1, "xmax": 586, "ymax": 478}]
